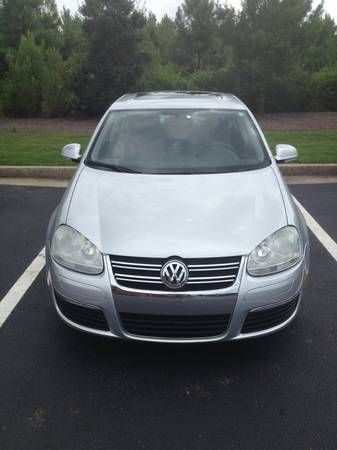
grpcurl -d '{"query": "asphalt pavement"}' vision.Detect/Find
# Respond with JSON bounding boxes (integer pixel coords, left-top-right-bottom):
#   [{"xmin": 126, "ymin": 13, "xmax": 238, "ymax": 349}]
[
  {"xmin": 0, "ymin": 184, "xmax": 336, "ymax": 450},
  {"xmin": 0, "ymin": 186, "xmax": 64, "ymax": 299}
]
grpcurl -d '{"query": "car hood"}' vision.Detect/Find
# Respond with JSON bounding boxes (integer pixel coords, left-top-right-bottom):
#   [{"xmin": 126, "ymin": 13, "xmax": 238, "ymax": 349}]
[{"xmin": 66, "ymin": 165, "xmax": 287, "ymax": 258}]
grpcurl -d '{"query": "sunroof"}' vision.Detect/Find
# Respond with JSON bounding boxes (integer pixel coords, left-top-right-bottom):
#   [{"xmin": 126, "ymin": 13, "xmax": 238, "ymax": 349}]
[{"xmin": 134, "ymin": 91, "xmax": 225, "ymax": 100}]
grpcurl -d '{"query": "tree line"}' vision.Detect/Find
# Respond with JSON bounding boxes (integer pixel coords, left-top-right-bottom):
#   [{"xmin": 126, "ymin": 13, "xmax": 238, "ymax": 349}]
[{"xmin": 0, "ymin": 0, "xmax": 336, "ymax": 117}]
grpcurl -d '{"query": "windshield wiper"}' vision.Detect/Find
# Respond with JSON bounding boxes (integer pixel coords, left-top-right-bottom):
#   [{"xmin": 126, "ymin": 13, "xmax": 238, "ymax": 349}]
[
  {"xmin": 108, "ymin": 164, "xmax": 142, "ymax": 173},
  {"xmin": 86, "ymin": 160, "xmax": 142, "ymax": 173}
]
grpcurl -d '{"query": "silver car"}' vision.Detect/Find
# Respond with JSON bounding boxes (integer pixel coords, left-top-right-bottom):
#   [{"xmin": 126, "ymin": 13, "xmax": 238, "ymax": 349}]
[{"xmin": 46, "ymin": 91, "xmax": 310, "ymax": 343}]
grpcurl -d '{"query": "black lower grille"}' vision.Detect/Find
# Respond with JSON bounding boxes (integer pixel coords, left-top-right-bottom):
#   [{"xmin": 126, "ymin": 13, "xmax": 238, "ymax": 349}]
[
  {"xmin": 241, "ymin": 297, "xmax": 299, "ymax": 334},
  {"xmin": 55, "ymin": 291, "xmax": 109, "ymax": 332},
  {"xmin": 119, "ymin": 312, "xmax": 230, "ymax": 338}
]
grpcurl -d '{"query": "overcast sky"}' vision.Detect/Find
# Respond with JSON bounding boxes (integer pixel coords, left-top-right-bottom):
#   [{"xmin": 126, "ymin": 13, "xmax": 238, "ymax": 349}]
[{"xmin": 56, "ymin": 0, "xmax": 337, "ymax": 21}]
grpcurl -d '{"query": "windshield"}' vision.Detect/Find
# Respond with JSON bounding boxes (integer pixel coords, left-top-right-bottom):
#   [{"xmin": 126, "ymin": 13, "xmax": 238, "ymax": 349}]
[{"xmin": 86, "ymin": 109, "xmax": 270, "ymax": 174}]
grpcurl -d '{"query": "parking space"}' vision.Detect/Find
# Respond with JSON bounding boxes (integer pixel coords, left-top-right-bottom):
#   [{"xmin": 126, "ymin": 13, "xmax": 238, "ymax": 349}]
[
  {"xmin": 0, "ymin": 183, "xmax": 336, "ymax": 449},
  {"xmin": 291, "ymin": 184, "xmax": 337, "ymax": 242},
  {"xmin": 0, "ymin": 186, "xmax": 64, "ymax": 299}
]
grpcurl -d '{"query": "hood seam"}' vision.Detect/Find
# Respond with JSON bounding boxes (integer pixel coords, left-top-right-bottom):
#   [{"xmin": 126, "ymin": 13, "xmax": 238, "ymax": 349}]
[
  {"xmin": 65, "ymin": 165, "xmax": 85, "ymax": 224},
  {"xmin": 270, "ymin": 165, "xmax": 289, "ymax": 225}
]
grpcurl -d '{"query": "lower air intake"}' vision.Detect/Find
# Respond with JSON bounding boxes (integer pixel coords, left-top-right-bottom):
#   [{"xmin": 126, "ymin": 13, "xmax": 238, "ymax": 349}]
[
  {"xmin": 119, "ymin": 312, "xmax": 230, "ymax": 339},
  {"xmin": 55, "ymin": 291, "xmax": 110, "ymax": 332},
  {"xmin": 241, "ymin": 296, "xmax": 299, "ymax": 334}
]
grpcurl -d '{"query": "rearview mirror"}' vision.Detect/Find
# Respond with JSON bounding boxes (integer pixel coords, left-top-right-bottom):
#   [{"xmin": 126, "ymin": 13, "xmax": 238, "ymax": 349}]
[
  {"xmin": 61, "ymin": 143, "xmax": 82, "ymax": 162},
  {"xmin": 275, "ymin": 144, "xmax": 298, "ymax": 163}
]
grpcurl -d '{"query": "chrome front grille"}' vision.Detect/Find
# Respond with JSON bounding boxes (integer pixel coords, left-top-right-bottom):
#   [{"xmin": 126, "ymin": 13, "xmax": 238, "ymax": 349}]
[{"xmin": 110, "ymin": 255, "xmax": 241, "ymax": 292}]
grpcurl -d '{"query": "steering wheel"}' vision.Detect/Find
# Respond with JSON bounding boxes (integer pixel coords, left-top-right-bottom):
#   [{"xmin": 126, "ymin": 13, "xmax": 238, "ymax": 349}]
[{"xmin": 203, "ymin": 142, "xmax": 241, "ymax": 164}]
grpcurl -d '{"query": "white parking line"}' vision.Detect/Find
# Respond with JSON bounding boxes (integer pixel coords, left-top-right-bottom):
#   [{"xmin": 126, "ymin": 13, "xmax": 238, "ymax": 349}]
[
  {"xmin": 0, "ymin": 248, "xmax": 46, "ymax": 328},
  {"xmin": 293, "ymin": 197, "xmax": 337, "ymax": 263}
]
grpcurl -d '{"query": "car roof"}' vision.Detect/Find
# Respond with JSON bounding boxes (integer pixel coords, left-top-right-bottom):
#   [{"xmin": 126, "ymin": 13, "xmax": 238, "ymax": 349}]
[{"xmin": 109, "ymin": 91, "xmax": 247, "ymax": 111}]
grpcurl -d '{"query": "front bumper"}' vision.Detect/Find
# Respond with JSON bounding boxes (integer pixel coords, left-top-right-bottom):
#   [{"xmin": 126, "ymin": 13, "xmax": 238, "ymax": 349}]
[{"xmin": 46, "ymin": 247, "xmax": 309, "ymax": 343}]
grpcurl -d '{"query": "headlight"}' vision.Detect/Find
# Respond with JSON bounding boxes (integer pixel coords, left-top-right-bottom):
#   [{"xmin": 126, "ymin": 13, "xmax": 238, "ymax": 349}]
[
  {"xmin": 51, "ymin": 225, "xmax": 103, "ymax": 274},
  {"xmin": 247, "ymin": 226, "xmax": 302, "ymax": 277}
]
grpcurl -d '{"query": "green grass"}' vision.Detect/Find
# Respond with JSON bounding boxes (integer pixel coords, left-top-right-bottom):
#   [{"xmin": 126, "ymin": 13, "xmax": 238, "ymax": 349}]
[
  {"xmin": 0, "ymin": 132, "xmax": 90, "ymax": 166},
  {"xmin": 265, "ymin": 131, "xmax": 337, "ymax": 164},
  {"xmin": 0, "ymin": 130, "xmax": 336, "ymax": 165}
]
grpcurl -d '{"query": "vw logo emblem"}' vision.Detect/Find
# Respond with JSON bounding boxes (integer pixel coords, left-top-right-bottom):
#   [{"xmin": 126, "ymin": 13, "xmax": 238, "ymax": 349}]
[{"xmin": 161, "ymin": 260, "xmax": 189, "ymax": 289}]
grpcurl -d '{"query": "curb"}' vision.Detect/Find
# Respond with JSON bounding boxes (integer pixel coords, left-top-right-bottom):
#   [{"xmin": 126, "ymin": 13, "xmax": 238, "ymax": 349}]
[
  {"xmin": 0, "ymin": 164, "xmax": 337, "ymax": 179},
  {"xmin": 0, "ymin": 166, "xmax": 76, "ymax": 179},
  {"xmin": 280, "ymin": 164, "xmax": 337, "ymax": 176}
]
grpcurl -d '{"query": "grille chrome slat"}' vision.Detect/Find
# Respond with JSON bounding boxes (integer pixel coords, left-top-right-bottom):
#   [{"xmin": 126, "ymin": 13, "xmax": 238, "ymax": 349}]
[
  {"xmin": 111, "ymin": 255, "xmax": 241, "ymax": 292},
  {"xmin": 189, "ymin": 266, "xmax": 239, "ymax": 272},
  {"xmin": 110, "ymin": 260, "xmax": 161, "ymax": 268},
  {"xmin": 188, "ymin": 275, "xmax": 235, "ymax": 281},
  {"xmin": 188, "ymin": 262, "xmax": 239, "ymax": 268},
  {"xmin": 112, "ymin": 264, "xmax": 161, "ymax": 271},
  {"xmin": 115, "ymin": 273, "xmax": 162, "ymax": 280},
  {"xmin": 115, "ymin": 278, "xmax": 163, "ymax": 284},
  {"xmin": 187, "ymin": 279, "xmax": 235, "ymax": 285}
]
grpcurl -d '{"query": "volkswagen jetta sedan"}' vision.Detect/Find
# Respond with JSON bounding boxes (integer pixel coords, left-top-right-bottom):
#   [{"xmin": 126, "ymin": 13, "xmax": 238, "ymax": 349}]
[{"xmin": 46, "ymin": 91, "xmax": 310, "ymax": 343}]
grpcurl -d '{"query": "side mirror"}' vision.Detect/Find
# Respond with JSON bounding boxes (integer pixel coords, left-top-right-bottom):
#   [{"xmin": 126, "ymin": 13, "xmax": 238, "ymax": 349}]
[
  {"xmin": 61, "ymin": 143, "xmax": 82, "ymax": 162},
  {"xmin": 275, "ymin": 144, "xmax": 298, "ymax": 163}
]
